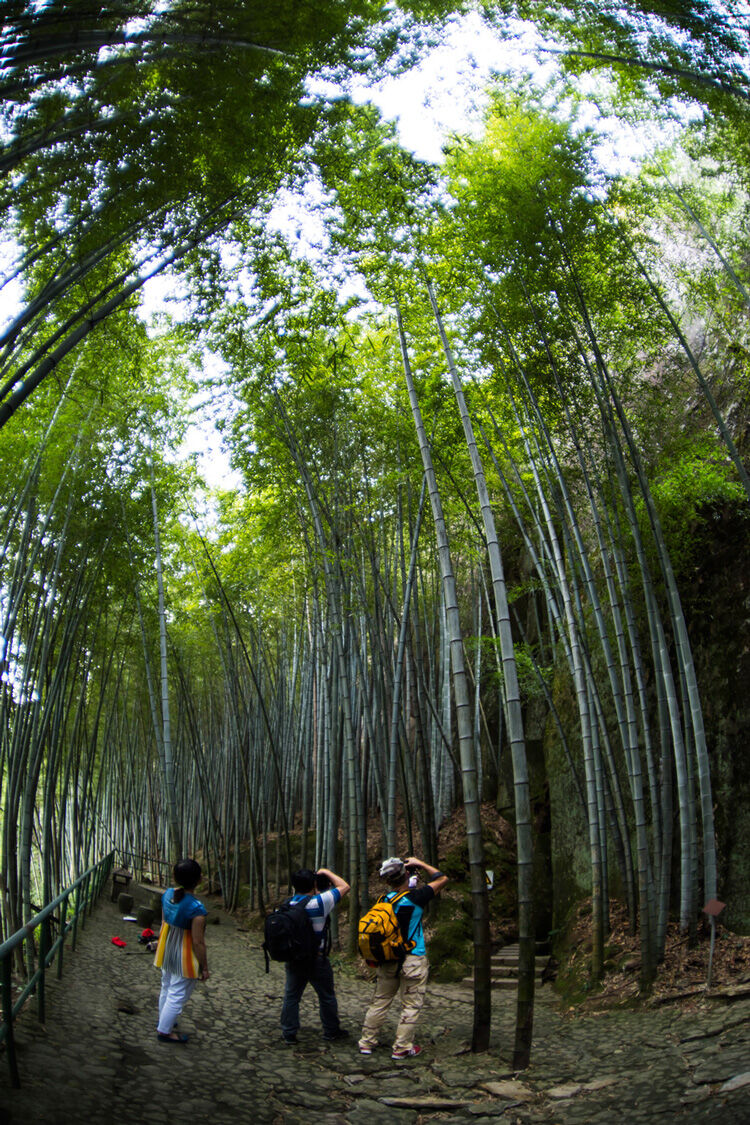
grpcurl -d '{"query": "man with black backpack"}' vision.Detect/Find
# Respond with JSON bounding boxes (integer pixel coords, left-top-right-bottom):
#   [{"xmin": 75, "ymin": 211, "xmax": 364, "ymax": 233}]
[
  {"xmin": 358, "ymin": 855, "xmax": 448, "ymax": 1060},
  {"xmin": 275, "ymin": 867, "xmax": 350, "ymax": 1045}
]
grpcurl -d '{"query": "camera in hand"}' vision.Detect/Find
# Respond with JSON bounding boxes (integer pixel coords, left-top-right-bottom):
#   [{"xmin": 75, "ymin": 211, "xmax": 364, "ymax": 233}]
[{"xmin": 316, "ymin": 871, "xmax": 331, "ymax": 890}]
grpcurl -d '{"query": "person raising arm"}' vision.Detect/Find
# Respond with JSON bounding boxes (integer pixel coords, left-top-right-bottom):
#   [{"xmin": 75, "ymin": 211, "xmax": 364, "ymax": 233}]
[
  {"xmin": 358, "ymin": 855, "xmax": 449, "ymax": 1061},
  {"xmin": 279, "ymin": 866, "xmax": 350, "ymax": 1045},
  {"xmin": 403, "ymin": 856, "xmax": 448, "ymax": 895},
  {"xmin": 316, "ymin": 867, "xmax": 350, "ymax": 897}
]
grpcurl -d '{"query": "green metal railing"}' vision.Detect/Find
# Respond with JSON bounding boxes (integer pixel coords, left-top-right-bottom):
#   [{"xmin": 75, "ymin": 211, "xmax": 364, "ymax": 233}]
[{"xmin": 0, "ymin": 851, "xmax": 115, "ymax": 1088}]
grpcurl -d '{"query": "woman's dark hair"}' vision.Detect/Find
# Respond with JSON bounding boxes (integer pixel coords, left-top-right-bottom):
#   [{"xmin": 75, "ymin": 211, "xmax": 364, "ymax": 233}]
[{"xmin": 173, "ymin": 858, "xmax": 202, "ymax": 902}]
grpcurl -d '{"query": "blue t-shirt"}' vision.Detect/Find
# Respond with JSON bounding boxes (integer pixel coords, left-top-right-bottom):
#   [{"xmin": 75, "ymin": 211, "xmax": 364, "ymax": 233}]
[
  {"xmin": 387, "ymin": 885, "xmax": 435, "ymax": 956},
  {"xmin": 162, "ymin": 888, "xmax": 207, "ymax": 929}
]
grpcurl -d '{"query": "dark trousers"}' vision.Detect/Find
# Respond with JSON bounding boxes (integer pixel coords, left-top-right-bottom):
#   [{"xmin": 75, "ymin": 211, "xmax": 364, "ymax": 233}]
[{"xmin": 281, "ymin": 955, "xmax": 340, "ymax": 1037}]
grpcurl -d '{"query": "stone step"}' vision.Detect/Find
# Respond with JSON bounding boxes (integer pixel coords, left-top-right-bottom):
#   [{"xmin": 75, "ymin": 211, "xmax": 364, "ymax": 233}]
[
  {"xmin": 488, "ymin": 965, "xmax": 546, "ymax": 980},
  {"xmin": 491, "ymin": 954, "xmax": 549, "ymax": 968},
  {"xmin": 459, "ymin": 944, "xmax": 554, "ymax": 990},
  {"xmin": 495, "ymin": 942, "xmax": 551, "ymax": 955},
  {"xmin": 460, "ymin": 976, "xmax": 518, "ymax": 991}
]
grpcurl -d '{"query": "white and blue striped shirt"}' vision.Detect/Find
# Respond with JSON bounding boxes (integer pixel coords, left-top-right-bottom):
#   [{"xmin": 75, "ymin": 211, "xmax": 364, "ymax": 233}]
[{"xmin": 290, "ymin": 888, "xmax": 341, "ymax": 951}]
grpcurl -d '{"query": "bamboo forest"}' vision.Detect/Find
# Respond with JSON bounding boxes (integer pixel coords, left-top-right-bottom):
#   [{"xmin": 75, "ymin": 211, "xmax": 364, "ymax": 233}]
[{"xmin": 2, "ymin": 0, "xmax": 750, "ymax": 1079}]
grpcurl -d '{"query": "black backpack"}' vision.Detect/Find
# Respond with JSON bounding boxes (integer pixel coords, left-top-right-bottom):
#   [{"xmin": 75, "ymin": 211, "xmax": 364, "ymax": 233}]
[{"xmin": 262, "ymin": 895, "xmax": 322, "ymax": 972}]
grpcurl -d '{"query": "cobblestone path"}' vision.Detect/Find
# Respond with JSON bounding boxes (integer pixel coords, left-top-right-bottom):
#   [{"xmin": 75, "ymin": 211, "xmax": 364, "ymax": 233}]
[{"xmin": 2, "ymin": 884, "xmax": 750, "ymax": 1124}]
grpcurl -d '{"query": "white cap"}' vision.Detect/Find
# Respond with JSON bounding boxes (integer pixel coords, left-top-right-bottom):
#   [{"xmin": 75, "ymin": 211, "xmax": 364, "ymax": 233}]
[{"xmin": 379, "ymin": 856, "xmax": 405, "ymax": 879}]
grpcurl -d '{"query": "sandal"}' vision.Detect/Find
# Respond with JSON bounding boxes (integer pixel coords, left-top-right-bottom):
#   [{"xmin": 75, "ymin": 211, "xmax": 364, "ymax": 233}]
[{"xmin": 157, "ymin": 1031, "xmax": 189, "ymax": 1044}]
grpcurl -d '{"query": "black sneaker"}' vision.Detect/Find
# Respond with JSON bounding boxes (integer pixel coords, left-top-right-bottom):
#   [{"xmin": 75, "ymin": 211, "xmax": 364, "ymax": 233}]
[
  {"xmin": 283, "ymin": 1034, "xmax": 298, "ymax": 1045},
  {"xmin": 323, "ymin": 1028, "xmax": 350, "ymax": 1041}
]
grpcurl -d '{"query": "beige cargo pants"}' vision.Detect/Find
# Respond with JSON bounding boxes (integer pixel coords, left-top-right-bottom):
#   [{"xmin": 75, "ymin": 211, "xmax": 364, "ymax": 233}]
[{"xmin": 358, "ymin": 954, "xmax": 429, "ymax": 1052}]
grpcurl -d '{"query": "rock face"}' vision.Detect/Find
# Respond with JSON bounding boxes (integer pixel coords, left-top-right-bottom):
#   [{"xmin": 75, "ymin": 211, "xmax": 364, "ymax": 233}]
[
  {"xmin": 544, "ymin": 498, "xmax": 750, "ymax": 933},
  {"xmin": 685, "ymin": 503, "xmax": 750, "ymax": 933}
]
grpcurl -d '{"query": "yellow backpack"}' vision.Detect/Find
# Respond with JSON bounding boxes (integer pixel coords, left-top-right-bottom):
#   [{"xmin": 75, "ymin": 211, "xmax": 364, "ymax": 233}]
[{"xmin": 357, "ymin": 888, "xmax": 415, "ymax": 965}]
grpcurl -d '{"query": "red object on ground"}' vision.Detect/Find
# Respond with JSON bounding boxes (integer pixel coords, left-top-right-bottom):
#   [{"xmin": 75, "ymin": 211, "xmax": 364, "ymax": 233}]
[
  {"xmin": 140, "ymin": 928, "xmax": 155, "ymax": 939},
  {"xmin": 111, "ymin": 936, "xmax": 127, "ymax": 947}
]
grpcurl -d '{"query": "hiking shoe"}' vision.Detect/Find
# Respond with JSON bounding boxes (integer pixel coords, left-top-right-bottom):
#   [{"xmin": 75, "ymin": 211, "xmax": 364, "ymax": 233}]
[
  {"xmin": 323, "ymin": 1028, "xmax": 350, "ymax": 1041},
  {"xmin": 392, "ymin": 1044, "xmax": 422, "ymax": 1060},
  {"xmin": 282, "ymin": 1035, "xmax": 298, "ymax": 1045}
]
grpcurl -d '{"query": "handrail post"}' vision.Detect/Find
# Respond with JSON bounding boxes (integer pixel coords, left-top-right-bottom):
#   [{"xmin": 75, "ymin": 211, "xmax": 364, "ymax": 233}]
[
  {"xmin": 82, "ymin": 871, "xmax": 92, "ymax": 923},
  {"xmin": 71, "ymin": 882, "xmax": 82, "ymax": 952},
  {"xmin": 104, "ymin": 854, "xmax": 114, "ymax": 895},
  {"xmin": 2, "ymin": 950, "xmax": 20, "ymax": 1088},
  {"xmin": 89, "ymin": 864, "xmax": 99, "ymax": 914},
  {"xmin": 57, "ymin": 893, "xmax": 69, "ymax": 980},
  {"xmin": 37, "ymin": 916, "xmax": 50, "ymax": 1023}
]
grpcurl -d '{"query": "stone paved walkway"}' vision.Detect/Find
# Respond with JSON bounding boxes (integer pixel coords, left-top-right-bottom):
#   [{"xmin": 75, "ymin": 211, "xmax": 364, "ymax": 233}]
[{"xmin": 2, "ymin": 884, "xmax": 750, "ymax": 1124}]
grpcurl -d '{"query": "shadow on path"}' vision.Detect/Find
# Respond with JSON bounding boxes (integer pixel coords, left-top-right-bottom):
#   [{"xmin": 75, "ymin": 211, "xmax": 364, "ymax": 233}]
[{"xmin": 2, "ymin": 883, "xmax": 750, "ymax": 1124}]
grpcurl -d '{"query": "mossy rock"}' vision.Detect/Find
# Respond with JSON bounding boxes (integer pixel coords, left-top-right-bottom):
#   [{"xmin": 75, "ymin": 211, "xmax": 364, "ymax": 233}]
[
  {"xmin": 431, "ymin": 956, "xmax": 470, "ymax": 983},
  {"xmin": 440, "ymin": 838, "xmax": 517, "ymax": 924},
  {"xmin": 432, "ymin": 890, "xmax": 471, "ymax": 921},
  {"xmin": 442, "ymin": 831, "xmax": 513, "ymax": 877},
  {"xmin": 441, "ymin": 846, "xmax": 471, "ymax": 881},
  {"xmin": 428, "ymin": 914, "xmax": 473, "ymax": 980},
  {"xmin": 434, "ymin": 840, "xmax": 518, "ymax": 951},
  {"xmin": 554, "ymin": 969, "xmax": 602, "ymax": 1006}
]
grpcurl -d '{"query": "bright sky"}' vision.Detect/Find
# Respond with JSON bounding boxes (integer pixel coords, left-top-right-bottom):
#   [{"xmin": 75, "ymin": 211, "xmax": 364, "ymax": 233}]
[
  {"xmin": 348, "ymin": 13, "xmax": 553, "ymax": 161},
  {"xmin": 170, "ymin": 13, "xmax": 548, "ymax": 490},
  {"xmin": 178, "ymin": 10, "xmax": 662, "ymax": 491},
  {"xmin": 3, "ymin": 11, "xmax": 677, "ymax": 492}
]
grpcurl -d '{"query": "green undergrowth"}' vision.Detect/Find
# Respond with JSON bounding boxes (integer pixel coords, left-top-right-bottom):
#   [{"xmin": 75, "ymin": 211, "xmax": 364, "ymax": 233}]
[
  {"xmin": 550, "ymin": 899, "xmax": 600, "ymax": 1004},
  {"xmin": 550, "ymin": 899, "xmax": 637, "ymax": 1006}
]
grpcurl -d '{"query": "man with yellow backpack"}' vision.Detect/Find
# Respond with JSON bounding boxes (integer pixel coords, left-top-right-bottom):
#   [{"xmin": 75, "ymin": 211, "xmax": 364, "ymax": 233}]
[{"xmin": 357, "ymin": 855, "xmax": 448, "ymax": 1060}]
